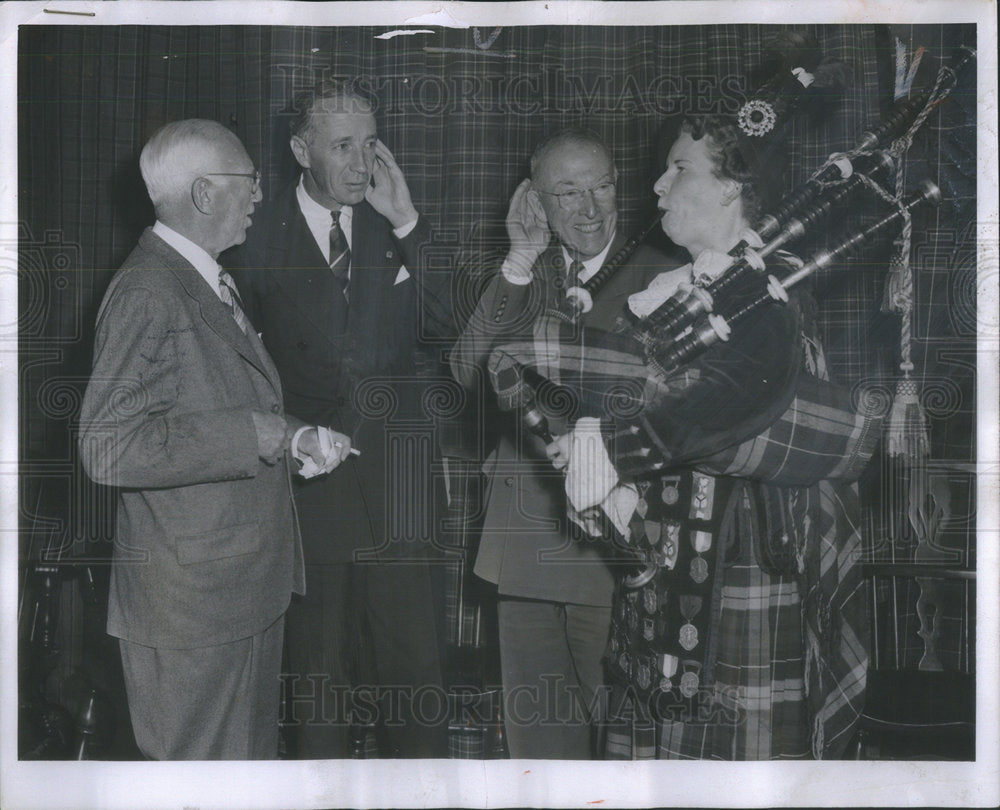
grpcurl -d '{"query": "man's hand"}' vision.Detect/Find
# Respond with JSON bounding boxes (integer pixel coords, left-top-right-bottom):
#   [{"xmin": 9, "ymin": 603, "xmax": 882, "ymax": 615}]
[
  {"xmin": 504, "ymin": 179, "xmax": 550, "ymax": 281},
  {"xmin": 365, "ymin": 140, "xmax": 419, "ymax": 229},
  {"xmin": 297, "ymin": 426, "xmax": 353, "ymax": 474},
  {"xmin": 545, "ymin": 433, "xmax": 573, "ymax": 471},
  {"xmin": 252, "ymin": 410, "xmax": 293, "ymax": 465}
]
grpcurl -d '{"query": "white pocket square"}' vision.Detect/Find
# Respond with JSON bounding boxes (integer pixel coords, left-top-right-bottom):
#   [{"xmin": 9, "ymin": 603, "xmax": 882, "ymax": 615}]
[{"xmin": 394, "ymin": 265, "xmax": 410, "ymax": 285}]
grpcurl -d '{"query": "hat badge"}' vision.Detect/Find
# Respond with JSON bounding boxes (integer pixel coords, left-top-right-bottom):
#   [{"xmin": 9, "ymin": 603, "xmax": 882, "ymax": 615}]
[{"xmin": 737, "ymin": 99, "xmax": 777, "ymax": 137}]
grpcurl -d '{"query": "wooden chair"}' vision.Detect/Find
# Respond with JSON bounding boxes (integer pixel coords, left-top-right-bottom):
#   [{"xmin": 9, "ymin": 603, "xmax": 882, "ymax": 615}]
[{"xmin": 850, "ymin": 458, "xmax": 976, "ymax": 760}]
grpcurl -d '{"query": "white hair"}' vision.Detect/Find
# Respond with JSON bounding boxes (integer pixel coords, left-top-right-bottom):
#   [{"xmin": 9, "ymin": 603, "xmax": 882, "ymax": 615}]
[{"xmin": 139, "ymin": 119, "xmax": 242, "ymax": 208}]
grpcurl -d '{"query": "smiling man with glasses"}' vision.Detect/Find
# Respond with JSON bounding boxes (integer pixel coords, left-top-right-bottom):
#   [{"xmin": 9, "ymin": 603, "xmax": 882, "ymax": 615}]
[{"xmin": 450, "ymin": 126, "xmax": 676, "ymax": 759}]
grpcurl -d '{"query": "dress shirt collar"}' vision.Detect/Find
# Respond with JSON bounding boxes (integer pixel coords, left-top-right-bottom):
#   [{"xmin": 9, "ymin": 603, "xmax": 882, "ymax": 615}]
[
  {"xmin": 296, "ymin": 175, "xmax": 353, "ymax": 261},
  {"xmin": 152, "ymin": 220, "xmax": 224, "ymax": 299},
  {"xmin": 561, "ymin": 232, "xmax": 616, "ymax": 286}
]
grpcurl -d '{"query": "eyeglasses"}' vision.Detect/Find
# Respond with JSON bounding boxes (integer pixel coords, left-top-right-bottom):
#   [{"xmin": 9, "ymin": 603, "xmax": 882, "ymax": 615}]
[
  {"xmin": 535, "ymin": 180, "xmax": 616, "ymax": 210},
  {"xmin": 202, "ymin": 170, "xmax": 262, "ymax": 194}
]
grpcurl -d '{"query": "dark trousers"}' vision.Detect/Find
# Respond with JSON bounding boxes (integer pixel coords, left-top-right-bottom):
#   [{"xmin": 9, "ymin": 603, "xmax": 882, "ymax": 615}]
[
  {"xmin": 119, "ymin": 614, "xmax": 284, "ymax": 760},
  {"xmin": 283, "ymin": 561, "xmax": 448, "ymax": 758},
  {"xmin": 498, "ymin": 598, "xmax": 611, "ymax": 759}
]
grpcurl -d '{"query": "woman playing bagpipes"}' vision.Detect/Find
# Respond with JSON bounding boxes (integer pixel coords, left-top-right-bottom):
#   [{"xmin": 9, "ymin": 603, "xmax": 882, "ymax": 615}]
[{"xmin": 488, "ymin": 35, "xmax": 885, "ymax": 759}]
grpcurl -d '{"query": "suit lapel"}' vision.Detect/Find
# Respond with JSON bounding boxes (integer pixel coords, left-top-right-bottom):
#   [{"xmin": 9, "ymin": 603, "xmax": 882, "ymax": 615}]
[
  {"xmin": 344, "ymin": 201, "xmax": 396, "ymax": 335},
  {"xmin": 264, "ymin": 189, "xmax": 348, "ymax": 339},
  {"xmin": 140, "ymin": 230, "xmax": 282, "ymax": 397}
]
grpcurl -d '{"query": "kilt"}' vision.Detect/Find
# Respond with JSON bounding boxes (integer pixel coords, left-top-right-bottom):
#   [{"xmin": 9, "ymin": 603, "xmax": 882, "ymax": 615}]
[{"xmin": 606, "ymin": 561, "xmax": 811, "ymax": 760}]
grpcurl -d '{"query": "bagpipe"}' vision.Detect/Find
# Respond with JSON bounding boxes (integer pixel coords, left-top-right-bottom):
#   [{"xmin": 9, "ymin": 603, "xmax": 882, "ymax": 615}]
[{"xmin": 484, "ymin": 45, "xmax": 974, "ymax": 567}]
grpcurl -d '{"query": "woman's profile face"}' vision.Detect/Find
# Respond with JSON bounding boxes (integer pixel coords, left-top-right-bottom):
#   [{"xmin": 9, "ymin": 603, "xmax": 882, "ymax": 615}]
[{"xmin": 653, "ymin": 131, "xmax": 741, "ymax": 256}]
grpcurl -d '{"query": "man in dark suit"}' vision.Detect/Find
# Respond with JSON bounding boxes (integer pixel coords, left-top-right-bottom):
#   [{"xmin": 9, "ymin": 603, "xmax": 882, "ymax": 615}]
[
  {"xmin": 230, "ymin": 81, "xmax": 453, "ymax": 758},
  {"xmin": 79, "ymin": 119, "xmax": 349, "ymax": 760},
  {"xmin": 450, "ymin": 128, "xmax": 671, "ymax": 758}
]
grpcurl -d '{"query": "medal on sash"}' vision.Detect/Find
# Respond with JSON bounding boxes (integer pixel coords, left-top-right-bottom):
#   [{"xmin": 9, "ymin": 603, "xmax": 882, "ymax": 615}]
[
  {"xmin": 658, "ymin": 653, "xmax": 678, "ymax": 692},
  {"xmin": 625, "ymin": 599, "xmax": 639, "ymax": 634},
  {"xmin": 642, "ymin": 586, "xmax": 657, "ymax": 614},
  {"xmin": 643, "ymin": 617, "xmax": 655, "ymax": 641},
  {"xmin": 643, "ymin": 520, "xmax": 661, "ymax": 551},
  {"xmin": 661, "ymin": 475, "xmax": 681, "ymax": 506},
  {"xmin": 678, "ymin": 594, "xmax": 703, "ymax": 651},
  {"xmin": 689, "ymin": 530, "xmax": 712, "ymax": 585},
  {"xmin": 689, "ymin": 473, "xmax": 716, "ymax": 520},
  {"xmin": 636, "ymin": 480, "xmax": 651, "ymax": 518},
  {"xmin": 679, "ymin": 660, "xmax": 702, "ymax": 698},
  {"xmin": 637, "ymin": 660, "xmax": 652, "ymax": 690},
  {"xmin": 655, "ymin": 520, "xmax": 680, "ymax": 569}
]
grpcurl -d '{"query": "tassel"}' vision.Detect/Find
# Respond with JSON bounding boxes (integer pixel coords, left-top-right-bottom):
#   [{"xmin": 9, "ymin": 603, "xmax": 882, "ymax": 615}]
[{"xmin": 886, "ymin": 368, "xmax": 929, "ymax": 460}]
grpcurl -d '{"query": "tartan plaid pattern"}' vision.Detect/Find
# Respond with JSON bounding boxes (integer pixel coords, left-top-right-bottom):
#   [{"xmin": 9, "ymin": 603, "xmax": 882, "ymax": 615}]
[
  {"xmin": 489, "ymin": 279, "xmax": 869, "ymax": 757},
  {"xmin": 488, "ymin": 314, "xmax": 879, "ymax": 490},
  {"xmin": 607, "ymin": 561, "xmax": 812, "ymax": 760},
  {"xmin": 18, "ymin": 23, "xmax": 974, "ymax": 758},
  {"xmin": 20, "ymin": 24, "xmax": 972, "ymax": 462},
  {"xmin": 699, "ymin": 373, "xmax": 885, "ymax": 486}
]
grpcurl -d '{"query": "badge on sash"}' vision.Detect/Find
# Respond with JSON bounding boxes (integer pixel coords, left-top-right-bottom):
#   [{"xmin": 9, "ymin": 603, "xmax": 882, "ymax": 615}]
[
  {"xmin": 661, "ymin": 475, "xmax": 681, "ymax": 506},
  {"xmin": 689, "ymin": 530, "xmax": 712, "ymax": 584},
  {"xmin": 679, "ymin": 660, "xmax": 702, "ymax": 698},
  {"xmin": 657, "ymin": 653, "xmax": 678, "ymax": 691},
  {"xmin": 678, "ymin": 595, "xmax": 702, "ymax": 651},
  {"xmin": 655, "ymin": 520, "xmax": 680, "ymax": 569},
  {"xmin": 689, "ymin": 473, "xmax": 716, "ymax": 519},
  {"xmin": 643, "ymin": 520, "xmax": 662, "ymax": 549},
  {"xmin": 679, "ymin": 623, "xmax": 699, "ymax": 651},
  {"xmin": 625, "ymin": 600, "xmax": 639, "ymax": 634}
]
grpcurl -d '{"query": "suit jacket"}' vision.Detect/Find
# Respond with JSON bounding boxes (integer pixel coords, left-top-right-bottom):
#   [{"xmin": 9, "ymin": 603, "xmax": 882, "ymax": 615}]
[
  {"xmin": 79, "ymin": 229, "xmax": 303, "ymax": 649},
  {"xmin": 450, "ymin": 234, "xmax": 671, "ymax": 606},
  {"xmin": 229, "ymin": 186, "xmax": 452, "ymax": 564}
]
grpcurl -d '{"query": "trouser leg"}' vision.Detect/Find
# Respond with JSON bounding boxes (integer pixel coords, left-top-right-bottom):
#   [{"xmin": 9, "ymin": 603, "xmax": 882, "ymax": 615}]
[
  {"xmin": 497, "ymin": 598, "xmax": 609, "ymax": 759},
  {"xmin": 118, "ymin": 614, "xmax": 284, "ymax": 760},
  {"xmin": 364, "ymin": 560, "xmax": 448, "ymax": 757},
  {"xmin": 283, "ymin": 564, "xmax": 356, "ymax": 758}
]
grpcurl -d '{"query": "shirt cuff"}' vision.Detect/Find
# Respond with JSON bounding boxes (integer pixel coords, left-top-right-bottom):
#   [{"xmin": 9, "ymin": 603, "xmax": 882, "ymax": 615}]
[
  {"xmin": 393, "ymin": 218, "xmax": 418, "ymax": 239},
  {"xmin": 500, "ymin": 258, "xmax": 534, "ymax": 286},
  {"xmin": 291, "ymin": 425, "xmax": 311, "ymax": 464},
  {"xmin": 564, "ymin": 417, "xmax": 619, "ymax": 511}
]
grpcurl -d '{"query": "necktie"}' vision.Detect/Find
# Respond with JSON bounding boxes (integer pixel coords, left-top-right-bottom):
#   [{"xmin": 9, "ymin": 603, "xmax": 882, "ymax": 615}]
[
  {"xmin": 568, "ymin": 259, "xmax": 585, "ymax": 288},
  {"xmin": 218, "ymin": 269, "xmax": 251, "ymax": 334},
  {"xmin": 329, "ymin": 210, "xmax": 351, "ymax": 302}
]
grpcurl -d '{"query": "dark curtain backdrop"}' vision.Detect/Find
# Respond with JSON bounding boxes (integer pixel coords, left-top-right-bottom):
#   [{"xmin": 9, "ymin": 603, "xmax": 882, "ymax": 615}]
[{"xmin": 17, "ymin": 22, "xmax": 976, "ymax": 689}]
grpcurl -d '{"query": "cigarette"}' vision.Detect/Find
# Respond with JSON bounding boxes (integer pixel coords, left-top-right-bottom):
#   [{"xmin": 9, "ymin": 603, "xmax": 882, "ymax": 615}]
[{"xmin": 333, "ymin": 441, "xmax": 362, "ymax": 457}]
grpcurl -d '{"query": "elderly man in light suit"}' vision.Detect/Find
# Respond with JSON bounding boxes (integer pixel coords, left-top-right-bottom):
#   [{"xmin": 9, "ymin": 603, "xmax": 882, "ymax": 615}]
[{"xmin": 79, "ymin": 119, "xmax": 349, "ymax": 760}]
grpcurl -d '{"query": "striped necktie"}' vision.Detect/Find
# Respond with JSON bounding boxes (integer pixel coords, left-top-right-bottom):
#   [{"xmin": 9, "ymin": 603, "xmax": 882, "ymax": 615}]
[
  {"xmin": 329, "ymin": 210, "xmax": 351, "ymax": 302},
  {"xmin": 568, "ymin": 259, "xmax": 585, "ymax": 288},
  {"xmin": 218, "ymin": 269, "xmax": 251, "ymax": 334}
]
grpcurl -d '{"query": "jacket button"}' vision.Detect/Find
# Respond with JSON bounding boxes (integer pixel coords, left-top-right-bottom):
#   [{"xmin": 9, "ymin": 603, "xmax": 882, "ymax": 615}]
[
  {"xmin": 270, "ymin": 404, "xmax": 280, "ymax": 414},
  {"xmin": 504, "ymin": 476, "xmax": 514, "ymax": 487}
]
